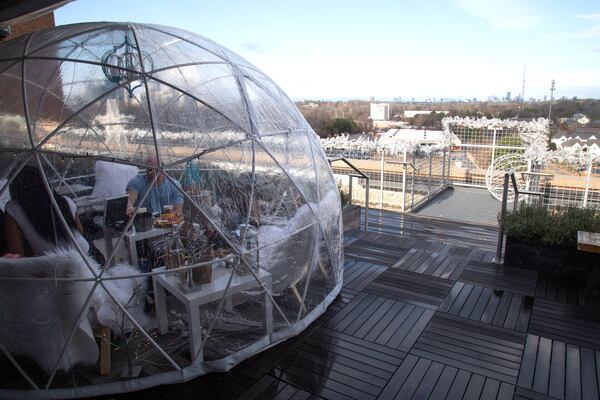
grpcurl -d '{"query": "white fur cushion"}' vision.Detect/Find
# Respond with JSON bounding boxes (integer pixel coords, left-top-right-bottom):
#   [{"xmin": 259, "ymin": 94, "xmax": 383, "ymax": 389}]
[
  {"xmin": 0, "ymin": 250, "xmax": 99, "ymax": 373},
  {"xmin": 90, "ymin": 161, "xmax": 138, "ymax": 199}
]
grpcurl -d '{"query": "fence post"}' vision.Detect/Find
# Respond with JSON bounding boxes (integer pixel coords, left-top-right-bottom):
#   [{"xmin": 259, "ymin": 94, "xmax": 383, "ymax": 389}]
[
  {"xmin": 447, "ymin": 147, "xmax": 452, "ymax": 185},
  {"xmin": 441, "ymin": 149, "xmax": 447, "ymax": 187},
  {"xmin": 583, "ymin": 162, "xmax": 592, "ymax": 207},
  {"xmin": 401, "ymin": 149, "xmax": 407, "ymax": 212},
  {"xmin": 411, "ymin": 152, "xmax": 416, "ymax": 210},
  {"xmin": 491, "ymin": 128, "xmax": 497, "ymax": 167},
  {"xmin": 428, "ymin": 153, "xmax": 432, "ymax": 196},
  {"xmin": 380, "ymin": 152, "xmax": 384, "ymax": 209},
  {"xmin": 495, "ymin": 172, "xmax": 510, "ymax": 264}
]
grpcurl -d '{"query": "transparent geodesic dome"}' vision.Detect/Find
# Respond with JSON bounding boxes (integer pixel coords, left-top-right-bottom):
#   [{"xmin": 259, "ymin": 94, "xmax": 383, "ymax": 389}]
[{"xmin": 0, "ymin": 22, "xmax": 342, "ymax": 399}]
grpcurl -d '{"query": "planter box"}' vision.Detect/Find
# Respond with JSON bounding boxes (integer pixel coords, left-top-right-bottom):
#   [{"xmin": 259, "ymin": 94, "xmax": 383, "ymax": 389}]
[
  {"xmin": 505, "ymin": 235, "xmax": 596, "ymax": 277},
  {"xmin": 342, "ymin": 205, "xmax": 361, "ymax": 234}
]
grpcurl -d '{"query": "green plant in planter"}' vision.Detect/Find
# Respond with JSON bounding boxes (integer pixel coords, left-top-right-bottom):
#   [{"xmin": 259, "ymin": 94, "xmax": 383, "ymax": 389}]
[
  {"xmin": 338, "ymin": 185, "xmax": 350, "ymax": 208},
  {"xmin": 503, "ymin": 204, "xmax": 600, "ymax": 249}
]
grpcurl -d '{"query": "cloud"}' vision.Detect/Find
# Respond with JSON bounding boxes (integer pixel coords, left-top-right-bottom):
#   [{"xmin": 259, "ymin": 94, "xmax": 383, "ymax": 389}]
[
  {"xmin": 549, "ymin": 15, "xmax": 600, "ymax": 38},
  {"xmin": 452, "ymin": 0, "xmax": 543, "ymax": 29},
  {"xmin": 575, "ymin": 13, "xmax": 600, "ymax": 22},
  {"xmin": 239, "ymin": 42, "xmax": 265, "ymax": 53}
]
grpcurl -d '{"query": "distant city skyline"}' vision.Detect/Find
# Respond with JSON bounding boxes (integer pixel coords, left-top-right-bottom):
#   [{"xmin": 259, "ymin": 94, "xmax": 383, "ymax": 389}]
[{"xmin": 56, "ymin": 0, "xmax": 600, "ymax": 100}]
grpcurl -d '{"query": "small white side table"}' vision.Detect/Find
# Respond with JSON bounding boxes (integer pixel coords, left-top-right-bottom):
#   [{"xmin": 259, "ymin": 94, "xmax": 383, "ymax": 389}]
[{"xmin": 152, "ymin": 266, "xmax": 273, "ymax": 361}]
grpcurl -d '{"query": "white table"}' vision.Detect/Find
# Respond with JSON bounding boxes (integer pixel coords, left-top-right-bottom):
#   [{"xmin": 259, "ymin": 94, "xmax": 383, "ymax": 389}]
[
  {"xmin": 125, "ymin": 227, "xmax": 171, "ymax": 268},
  {"xmin": 152, "ymin": 266, "xmax": 273, "ymax": 361}
]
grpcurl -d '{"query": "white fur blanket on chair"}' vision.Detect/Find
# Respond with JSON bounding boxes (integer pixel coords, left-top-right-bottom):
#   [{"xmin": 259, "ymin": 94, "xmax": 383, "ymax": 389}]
[
  {"xmin": 0, "ymin": 250, "xmax": 149, "ymax": 374},
  {"xmin": 0, "ymin": 250, "xmax": 99, "ymax": 373}
]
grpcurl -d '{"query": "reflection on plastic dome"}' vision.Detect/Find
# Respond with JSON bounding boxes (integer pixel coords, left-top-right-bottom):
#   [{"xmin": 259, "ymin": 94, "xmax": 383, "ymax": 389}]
[{"xmin": 0, "ymin": 22, "xmax": 342, "ymax": 398}]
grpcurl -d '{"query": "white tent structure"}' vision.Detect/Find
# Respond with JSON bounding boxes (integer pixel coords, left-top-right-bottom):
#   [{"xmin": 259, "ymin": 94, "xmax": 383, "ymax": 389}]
[{"xmin": 0, "ymin": 22, "xmax": 343, "ymax": 398}]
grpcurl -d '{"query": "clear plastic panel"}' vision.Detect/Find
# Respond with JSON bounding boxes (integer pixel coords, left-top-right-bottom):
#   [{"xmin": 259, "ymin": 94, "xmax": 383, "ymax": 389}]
[
  {"xmin": 24, "ymin": 59, "xmax": 137, "ymax": 146},
  {"xmin": 259, "ymin": 133, "xmax": 320, "ymax": 205},
  {"xmin": 133, "ymin": 25, "xmax": 225, "ymax": 72},
  {"xmin": 243, "ymin": 76, "xmax": 306, "ymax": 135},
  {"xmin": 26, "ymin": 22, "xmax": 109, "ymax": 55},
  {"xmin": 0, "ymin": 61, "xmax": 30, "ymax": 149},
  {"xmin": 28, "ymin": 25, "xmax": 142, "ymax": 74},
  {"xmin": 0, "ymin": 34, "xmax": 29, "ymax": 60},
  {"xmin": 41, "ymin": 83, "xmax": 156, "ymax": 164},
  {"xmin": 151, "ymin": 63, "xmax": 251, "ymax": 134},
  {"xmin": 145, "ymin": 79, "xmax": 247, "ymax": 164},
  {"xmin": 146, "ymin": 25, "xmax": 229, "ymax": 61}
]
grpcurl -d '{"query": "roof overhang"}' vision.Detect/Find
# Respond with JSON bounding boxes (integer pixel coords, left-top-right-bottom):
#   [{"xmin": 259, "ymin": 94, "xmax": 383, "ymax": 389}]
[{"xmin": 0, "ymin": 0, "xmax": 73, "ymax": 26}]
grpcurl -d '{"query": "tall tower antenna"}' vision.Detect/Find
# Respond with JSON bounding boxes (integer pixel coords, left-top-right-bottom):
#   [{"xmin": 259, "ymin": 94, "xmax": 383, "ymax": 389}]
[
  {"xmin": 520, "ymin": 62, "xmax": 526, "ymax": 111},
  {"xmin": 548, "ymin": 79, "xmax": 556, "ymax": 121}
]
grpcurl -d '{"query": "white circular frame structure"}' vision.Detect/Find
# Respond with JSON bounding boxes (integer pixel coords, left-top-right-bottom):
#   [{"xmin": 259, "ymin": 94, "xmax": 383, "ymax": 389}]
[{"xmin": 0, "ymin": 22, "xmax": 343, "ymax": 398}]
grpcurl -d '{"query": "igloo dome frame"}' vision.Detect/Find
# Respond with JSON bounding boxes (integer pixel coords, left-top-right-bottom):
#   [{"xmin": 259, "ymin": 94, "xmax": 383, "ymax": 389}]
[{"xmin": 0, "ymin": 22, "xmax": 343, "ymax": 398}]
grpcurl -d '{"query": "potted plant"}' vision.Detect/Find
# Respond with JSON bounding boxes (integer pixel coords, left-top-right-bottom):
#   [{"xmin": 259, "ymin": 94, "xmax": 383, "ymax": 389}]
[{"xmin": 503, "ymin": 204, "xmax": 600, "ymax": 276}]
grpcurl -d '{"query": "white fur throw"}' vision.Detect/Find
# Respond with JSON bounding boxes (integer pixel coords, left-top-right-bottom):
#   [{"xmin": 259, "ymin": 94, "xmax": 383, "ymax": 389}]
[
  {"xmin": 0, "ymin": 250, "xmax": 99, "ymax": 373},
  {"xmin": 90, "ymin": 161, "xmax": 138, "ymax": 199},
  {"xmin": 0, "ymin": 250, "xmax": 147, "ymax": 374}
]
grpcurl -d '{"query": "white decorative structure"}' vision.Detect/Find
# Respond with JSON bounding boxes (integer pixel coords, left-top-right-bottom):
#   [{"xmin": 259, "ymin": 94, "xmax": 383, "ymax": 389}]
[{"xmin": 0, "ymin": 22, "xmax": 342, "ymax": 399}]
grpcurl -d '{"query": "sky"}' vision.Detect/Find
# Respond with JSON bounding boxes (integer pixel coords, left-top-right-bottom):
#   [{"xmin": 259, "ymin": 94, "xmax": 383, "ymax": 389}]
[{"xmin": 55, "ymin": 0, "xmax": 600, "ymax": 101}]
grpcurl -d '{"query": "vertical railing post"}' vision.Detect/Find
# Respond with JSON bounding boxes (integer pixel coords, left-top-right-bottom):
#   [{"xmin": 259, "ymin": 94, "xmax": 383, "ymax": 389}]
[
  {"xmin": 491, "ymin": 128, "xmax": 497, "ymax": 168},
  {"xmin": 380, "ymin": 152, "xmax": 384, "ymax": 210},
  {"xmin": 401, "ymin": 149, "xmax": 407, "ymax": 212},
  {"xmin": 411, "ymin": 152, "xmax": 416, "ymax": 210},
  {"xmin": 447, "ymin": 147, "xmax": 452, "ymax": 185},
  {"xmin": 428, "ymin": 153, "xmax": 432, "ymax": 196},
  {"xmin": 442, "ymin": 148, "xmax": 447, "ymax": 187},
  {"xmin": 583, "ymin": 162, "xmax": 592, "ymax": 208},
  {"xmin": 495, "ymin": 172, "xmax": 510, "ymax": 264},
  {"xmin": 364, "ymin": 177, "xmax": 369, "ymax": 231}
]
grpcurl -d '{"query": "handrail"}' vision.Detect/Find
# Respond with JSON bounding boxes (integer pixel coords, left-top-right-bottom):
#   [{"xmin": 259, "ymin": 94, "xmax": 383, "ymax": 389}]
[
  {"xmin": 328, "ymin": 157, "xmax": 369, "ymax": 231},
  {"xmin": 387, "ymin": 160, "xmax": 417, "ymax": 171},
  {"xmin": 494, "ymin": 169, "xmax": 545, "ymax": 264}
]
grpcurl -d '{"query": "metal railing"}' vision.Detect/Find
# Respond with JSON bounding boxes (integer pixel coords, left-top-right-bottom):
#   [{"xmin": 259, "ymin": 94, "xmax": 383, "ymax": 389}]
[
  {"xmin": 328, "ymin": 157, "xmax": 369, "ymax": 231},
  {"xmin": 494, "ymin": 170, "xmax": 546, "ymax": 264}
]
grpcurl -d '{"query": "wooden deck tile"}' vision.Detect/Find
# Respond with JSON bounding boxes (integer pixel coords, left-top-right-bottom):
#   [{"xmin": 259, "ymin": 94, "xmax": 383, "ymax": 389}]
[
  {"xmin": 411, "ymin": 313, "xmax": 526, "ymax": 384},
  {"xmin": 342, "ymin": 260, "xmax": 387, "ymax": 292},
  {"xmin": 237, "ymin": 375, "xmax": 322, "ymax": 400},
  {"xmin": 344, "ymin": 232, "xmax": 413, "ymax": 267},
  {"xmin": 364, "ymin": 269, "xmax": 454, "ymax": 309},
  {"xmin": 529, "ymin": 298, "xmax": 600, "ymax": 350},
  {"xmin": 390, "ymin": 246, "xmax": 468, "ymax": 280},
  {"xmin": 379, "ymin": 354, "xmax": 516, "ymax": 400},
  {"xmin": 326, "ymin": 292, "xmax": 434, "ymax": 352},
  {"xmin": 460, "ymin": 260, "xmax": 539, "ymax": 296},
  {"xmin": 535, "ymin": 273, "xmax": 600, "ymax": 308},
  {"xmin": 439, "ymin": 282, "xmax": 533, "ymax": 332},
  {"xmin": 518, "ymin": 334, "xmax": 600, "ymax": 400},
  {"xmin": 275, "ymin": 327, "xmax": 405, "ymax": 400}
]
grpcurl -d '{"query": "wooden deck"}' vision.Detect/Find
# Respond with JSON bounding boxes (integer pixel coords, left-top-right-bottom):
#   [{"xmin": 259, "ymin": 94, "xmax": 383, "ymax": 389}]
[{"xmin": 108, "ymin": 210, "xmax": 600, "ymax": 400}]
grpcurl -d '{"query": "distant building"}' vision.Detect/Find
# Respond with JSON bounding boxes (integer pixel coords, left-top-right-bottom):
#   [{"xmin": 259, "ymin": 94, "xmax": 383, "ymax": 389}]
[
  {"xmin": 552, "ymin": 127, "xmax": 600, "ymax": 155},
  {"xmin": 506, "ymin": 91, "xmax": 511, "ymax": 101},
  {"xmin": 403, "ymin": 110, "xmax": 449, "ymax": 118},
  {"xmin": 370, "ymin": 103, "xmax": 390, "ymax": 121}
]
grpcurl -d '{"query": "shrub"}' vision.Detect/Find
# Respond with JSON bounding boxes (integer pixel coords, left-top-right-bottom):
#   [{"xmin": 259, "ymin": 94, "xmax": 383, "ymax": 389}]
[
  {"xmin": 338, "ymin": 185, "xmax": 350, "ymax": 208},
  {"xmin": 503, "ymin": 204, "xmax": 600, "ymax": 248}
]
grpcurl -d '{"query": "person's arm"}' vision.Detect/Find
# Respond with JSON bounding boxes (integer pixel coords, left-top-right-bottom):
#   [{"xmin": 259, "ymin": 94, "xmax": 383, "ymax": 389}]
[
  {"xmin": 126, "ymin": 189, "xmax": 139, "ymax": 216},
  {"xmin": 4, "ymin": 213, "xmax": 25, "ymax": 256}
]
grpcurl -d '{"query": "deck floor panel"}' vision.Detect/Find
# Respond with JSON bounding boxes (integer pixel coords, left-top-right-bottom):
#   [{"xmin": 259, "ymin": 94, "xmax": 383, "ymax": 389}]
[
  {"xmin": 459, "ymin": 260, "xmax": 539, "ymax": 296},
  {"xmin": 517, "ymin": 334, "xmax": 600, "ymax": 400},
  {"xmin": 529, "ymin": 298, "xmax": 600, "ymax": 350},
  {"xmin": 439, "ymin": 281, "xmax": 533, "ymax": 332},
  {"xmin": 107, "ymin": 209, "xmax": 600, "ymax": 400}
]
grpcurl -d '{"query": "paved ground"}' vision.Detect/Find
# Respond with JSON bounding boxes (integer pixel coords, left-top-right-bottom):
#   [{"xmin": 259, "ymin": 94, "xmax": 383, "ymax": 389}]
[
  {"xmin": 106, "ymin": 211, "xmax": 600, "ymax": 400},
  {"xmin": 415, "ymin": 186, "xmax": 501, "ymax": 226}
]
